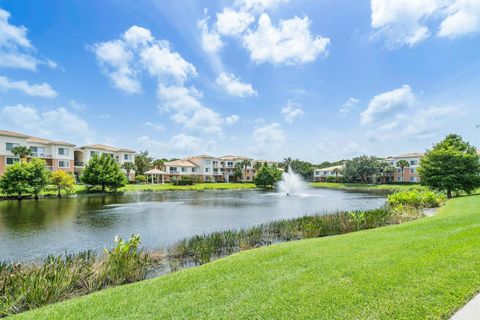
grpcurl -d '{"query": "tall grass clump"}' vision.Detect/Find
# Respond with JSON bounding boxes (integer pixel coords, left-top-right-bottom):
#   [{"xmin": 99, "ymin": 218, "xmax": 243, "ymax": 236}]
[
  {"xmin": 0, "ymin": 235, "xmax": 149, "ymax": 318},
  {"xmin": 388, "ymin": 189, "xmax": 446, "ymax": 210}
]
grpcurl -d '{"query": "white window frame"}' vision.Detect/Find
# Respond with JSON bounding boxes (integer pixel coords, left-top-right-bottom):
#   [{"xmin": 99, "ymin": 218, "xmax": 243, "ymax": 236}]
[
  {"xmin": 58, "ymin": 147, "xmax": 70, "ymax": 156},
  {"xmin": 6, "ymin": 142, "xmax": 20, "ymax": 151},
  {"xmin": 58, "ymin": 160, "xmax": 70, "ymax": 168}
]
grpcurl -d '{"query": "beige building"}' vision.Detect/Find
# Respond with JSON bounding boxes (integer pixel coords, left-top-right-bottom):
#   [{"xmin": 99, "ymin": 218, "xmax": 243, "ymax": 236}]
[
  {"xmin": 313, "ymin": 165, "xmax": 343, "ymax": 182},
  {"xmin": 74, "ymin": 144, "xmax": 136, "ymax": 180},
  {"xmin": 0, "ymin": 130, "xmax": 75, "ymax": 175},
  {"xmin": 385, "ymin": 152, "xmax": 424, "ymax": 183}
]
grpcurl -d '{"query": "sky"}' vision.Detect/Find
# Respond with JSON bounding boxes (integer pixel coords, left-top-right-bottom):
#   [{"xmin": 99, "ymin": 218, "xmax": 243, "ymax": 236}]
[{"xmin": 0, "ymin": 0, "xmax": 479, "ymax": 162}]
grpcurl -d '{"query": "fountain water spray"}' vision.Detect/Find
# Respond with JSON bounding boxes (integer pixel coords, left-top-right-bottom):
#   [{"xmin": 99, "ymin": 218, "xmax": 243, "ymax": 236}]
[{"xmin": 277, "ymin": 166, "xmax": 308, "ymax": 196}]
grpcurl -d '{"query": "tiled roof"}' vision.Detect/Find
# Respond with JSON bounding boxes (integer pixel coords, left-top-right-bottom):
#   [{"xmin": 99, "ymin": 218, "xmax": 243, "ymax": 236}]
[
  {"xmin": 315, "ymin": 165, "xmax": 343, "ymax": 171},
  {"xmin": 220, "ymin": 155, "xmax": 252, "ymax": 161},
  {"xmin": 393, "ymin": 152, "xmax": 424, "ymax": 158},
  {"xmin": 188, "ymin": 155, "xmax": 218, "ymax": 159},
  {"xmin": 164, "ymin": 159, "xmax": 198, "ymax": 167},
  {"xmin": 0, "ymin": 129, "xmax": 75, "ymax": 146},
  {"xmin": 80, "ymin": 144, "xmax": 136, "ymax": 153},
  {"xmin": 0, "ymin": 130, "xmax": 29, "ymax": 138}
]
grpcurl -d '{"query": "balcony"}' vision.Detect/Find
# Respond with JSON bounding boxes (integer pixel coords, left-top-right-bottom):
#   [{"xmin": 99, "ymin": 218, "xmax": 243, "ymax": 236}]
[{"xmin": 74, "ymin": 161, "xmax": 84, "ymax": 167}]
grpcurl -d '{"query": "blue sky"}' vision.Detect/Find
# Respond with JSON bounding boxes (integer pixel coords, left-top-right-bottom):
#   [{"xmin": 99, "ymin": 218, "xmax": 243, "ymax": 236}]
[{"xmin": 0, "ymin": 0, "xmax": 479, "ymax": 161}]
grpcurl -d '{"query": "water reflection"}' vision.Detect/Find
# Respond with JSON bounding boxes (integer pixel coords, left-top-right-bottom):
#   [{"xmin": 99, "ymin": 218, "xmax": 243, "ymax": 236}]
[{"xmin": 0, "ymin": 189, "xmax": 385, "ymax": 261}]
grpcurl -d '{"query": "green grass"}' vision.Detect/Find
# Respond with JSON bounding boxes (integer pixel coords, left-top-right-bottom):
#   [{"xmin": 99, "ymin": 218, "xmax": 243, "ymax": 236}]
[
  {"xmin": 16, "ymin": 195, "xmax": 480, "ymax": 319},
  {"xmin": 310, "ymin": 182, "xmax": 425, "ymax": 193},
  {"xmin": 119, "ymin": 182, "xmax": 256, "ymax": 192}
]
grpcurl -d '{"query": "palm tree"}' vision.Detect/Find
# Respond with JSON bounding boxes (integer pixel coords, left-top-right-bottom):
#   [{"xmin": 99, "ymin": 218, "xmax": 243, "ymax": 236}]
[
  {"xmin": 122, "ymin": 162, "xmax": 136, "ymax": 181},
  {"xmin": 396, "ymin": 160, "xmax": 410, "ymax": 183},
  {"xmin": 382, "ymin": 165, "xmax": 395, "ymax": 183},
  {"xmin": 253, "ymin": 161, "xmax": 262, "ymax": 172},
  {"xmin": 282, "ymin": 157, "xmax": 292, "ymax": 171},
  {"xmin": 234, "ymin": 162, "xmax": 243, "ymax": 182},
  {"xmin": 240, "ymin": 159, "xmax": 252, "ymax": 181},
  {"xmin": 11, "ymin": 145, "xmax": 32, "ymax": 162},
  {"xmin": 152, "ymin": 159, "xmax": 165, "ymax": 169}
]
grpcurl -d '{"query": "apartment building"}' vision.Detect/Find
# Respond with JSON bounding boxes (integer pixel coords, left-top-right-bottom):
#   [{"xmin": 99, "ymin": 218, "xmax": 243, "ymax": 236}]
[
  {"xmin": 219, "ymin": 155, "xmax": 255, "ymax": 182},
  {"xmin": 313, "ymin": 165, "xmax": 343, "ymax": 182},
  {"xmin": 74, "ymin": 144, "xmax": 136, "ymax": 180},
  {"xmin": 385, "ymin": 152, "xmax": 424, "ymax": 183},
  {"xmin": 187, "ymin": 155, "xmax": 224, "ymax": 182},
  {"xmin": 0, "ymin": 130, "xmax": 75, "ymax": 175}
]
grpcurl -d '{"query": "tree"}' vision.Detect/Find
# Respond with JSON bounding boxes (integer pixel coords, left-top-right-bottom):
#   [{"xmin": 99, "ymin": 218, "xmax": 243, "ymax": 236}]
[
  {"xmin": 418, "ymin": 134, "xmax": 480, "ymax": 198},
  {"xmin": 253, "ymin": 163, "xmax": 282, "ymax": 189},
  {"xmin": 280, "ymin": 158, "xmax": 315, "ymax": 180},
  {"xmin": 234, "ymin": 162, "xmax": 243, "ymax": 182},
  {"xmin": 333, "ymin": 167, "xmax": 341, "ymax": 182},
  {"xmin": 27, "ymin": 159, "xmax": 50, "ymax": 199},
  {"xmin": 81, "ymin": 154, "xmax": 128, "ymax": 192},
  {"xmin": 396, "ymin": 160, "xmax": 410, "ymax": 183},
  {"xmin": 152, "ymin": 159, "xmax": 164, "ymax": 169},
  {"xmin": 122, "ymin": 162, "xmax": 136, "ymax": 181},
  {"xmin": 0, "ymin": 162, "xmax": 30, "ymax": 199},
  {"xmin": 253, "ymin": 161, "xmax": 262, "ymax": 172},
  {"xmin": 240, "ymin": 159, "xmax": 252, "ymax": 181},
  {"xmin": 50, "ymin": 170, "xmax": 75, "ymax": 197},
  {"xmin": 11, "ymin": 145, "xmax": 32, "ymax": 162},
  {"xmin": 134, "ymin": 150, "xmax": 153, "ymax": 175},
  {"xmin": 342, "ymin": 156, "xmax": 382, "ymax": 183}
]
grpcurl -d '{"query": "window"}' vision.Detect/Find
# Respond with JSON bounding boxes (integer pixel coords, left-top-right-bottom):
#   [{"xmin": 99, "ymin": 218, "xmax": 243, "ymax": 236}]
[
  {"xmin": 397, "ymin": 176, "xmax": 403, "ymax": 182},
  {"xmin": 58, "ymin": 160, "xmax": 70, "ymax": 168},
  {"xmin": 58, "ymin": 148, "xmax": 69, "ymax": 156},
  {"xmin": 124, "ymin": 154, "xmax": 132, "ymax": 161},
  {"xmin": 212, "ymin": 160, "xmax": 218, "ymax": 166},
  {"xmin": 389, "ymin": 161, "xmax": 394, "ymax": 165},
  {"xmin": 170, "ymin": 167, "xmax": 177, "ymax": 173},
  {"xmin": 410, "ymin": 160, "xmax": 417, "ymax": 166},
  {"xmin": 6, "ymin": 142, "xmax": 20, "ymax": 151},
  {"xmin": 247, "ymin": 176, "xmax": 251, "ymax": 180},
  {"xmin": 5, "ymin": 157, "xmax": 19, "ymax": 165},
  {"xmin": 30, "ymin": 147, "xmax": 46, "ymax": 157},
  {"xmin": 90, "ymin": 151, "xmax": 99, "ymax": 157},
  {"xmin": 397, "ymin": 169, "xmax": 402, "ymax": 174},
  {"xmin": 227, "ymin": 161, "xmax": 233, "ymax": 167},
  {"xmin": 192, "ymin": 168, "xmax": 197, "ymax": 173},
  {"xmin": 205, "ymin": 168, "xmax": 210, "ymax": 173},
  {"xmin": 410, "ymin": 168, "xmax": 415, "ymax": 174},
  {"xmin": 205, "ymin": 160, "xmax": 211, "ymax": 165},
  {"xmin": 410, "ymin": 177, "xmax": 417, "ymax": 182}
]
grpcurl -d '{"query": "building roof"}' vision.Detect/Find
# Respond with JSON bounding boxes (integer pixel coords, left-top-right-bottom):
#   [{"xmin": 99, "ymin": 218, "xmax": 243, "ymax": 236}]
[
  {"xmin": 79, "ymin": 144, "xmax": 136, "ymax": 153},
  {"xmin": 0, "ymin": 129, "xmax": 75, "ymax": 146},
  {"xmin": 220, "ymin": 155, "xmax": 252, "ymax": 161},
  {"xmin": 187, "ymin": 154, "xmax": 218, "ymax": 159},
  {"xmin": 315, "ymin": 165, "xmax": 343, "ymax": 172},
  {"xmin": 389, "ymin": 152, "xmax": 424, "ymax": 159},
  {"xmin": 144, "ymin": 169, "xmax": 167, "ymax": 175},
  {"xmin": 164, "ymin": 159, "xmax": 198, "ymax": 167}
]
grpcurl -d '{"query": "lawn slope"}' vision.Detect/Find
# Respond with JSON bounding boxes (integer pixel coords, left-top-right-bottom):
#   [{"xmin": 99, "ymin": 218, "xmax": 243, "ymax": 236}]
[{"xmin": 16, "ymin": 195, "xmax": 480, "ymax": 319}]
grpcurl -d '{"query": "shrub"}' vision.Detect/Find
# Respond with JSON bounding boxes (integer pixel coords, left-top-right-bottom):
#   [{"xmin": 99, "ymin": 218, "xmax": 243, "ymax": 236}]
[
  {"xmin": 135, "ymin": 175, "xmax": 147, "ymax": 184},
  {"xmin": 172, "ymin": 178, "xmax": 194, "ymax": 186},
  {"xmin": 388, "ymin": 189, "xmax": 446, "ymax": 209},
  {"xmin": 326, "ymin": 176, "xmax": 336, "ymax": 183}
]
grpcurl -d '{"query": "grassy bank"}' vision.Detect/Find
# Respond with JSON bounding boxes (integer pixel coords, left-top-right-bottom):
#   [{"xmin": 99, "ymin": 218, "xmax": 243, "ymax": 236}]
[
  {"xmin": 119, "ymin": 182, "xmax": 256, "ymax": 192},
  {"xmin": 13, "ymin": 195, "xmax": 478, "ymax": 319},
  {"xmin": 310, "ymin": 182, "xmax": 425, "ymax": 194}
]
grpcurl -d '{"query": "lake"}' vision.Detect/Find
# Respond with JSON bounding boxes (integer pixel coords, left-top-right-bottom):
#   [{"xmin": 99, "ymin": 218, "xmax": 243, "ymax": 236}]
[{"xmin": 0, "ymin": 189, "xmax": 385, "ymax": 261}]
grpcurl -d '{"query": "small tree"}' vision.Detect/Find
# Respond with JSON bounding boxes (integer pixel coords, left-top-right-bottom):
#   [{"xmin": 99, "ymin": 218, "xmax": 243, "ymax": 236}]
[
  {"xmin": 81, "ymin": 154, "xmax": 128, "ymax": 192},
  {"xmin": 50, "ymin": 170, "xmax": 75, "ymax": 197},
  {"xmin": 342, "ymin": 156, "xmax": 382, "ymax": 183},
  {"xmin": 27, "ymin": 158, "xmax": 49, "ymax": 199},
  {"xmin": 396, "ymin": 160, "xmax": 410, "ymax": 183},
  {"xmin": 11, "ymin": 145, "xmax": 32, "ymax": 162},
  {"xmin": 134, "ymin": 150, "xmax": 153, "ymax": 175},
  {"xmin": 122, "ymin": 162, "xmax": 136, "ymax": 181},
  {"xmin": 0, "ymin": 162, "xmax": 30, "ymax": 199},
  {"xmin": 418, "ymin": 134, "xmax": 480, "ymax": 198},
  {"xmin": 254, "ymin": 164, "xmax": 282, "ymax": 189}
]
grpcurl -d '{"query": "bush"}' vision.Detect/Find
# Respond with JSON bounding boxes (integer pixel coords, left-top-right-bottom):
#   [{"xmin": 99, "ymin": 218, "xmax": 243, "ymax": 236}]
[
  {"xmin": 326, "ymin": 176, "xmax": 336, "ymax": 183},
  {"xmin": 388, "ymin": 189, "xmax": 446, "ymax": 209},
  {"xmin": 172, "ymin": 178, "xmax": 194, "ymax": 186},
  {"xmin": 135, "ymin": 175, "xmax": 147, "ymax": 184}
]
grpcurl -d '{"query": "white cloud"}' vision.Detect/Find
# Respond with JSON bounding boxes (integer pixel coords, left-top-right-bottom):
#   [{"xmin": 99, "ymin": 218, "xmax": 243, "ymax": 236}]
[
  {"xmin": 360, "ymin": 85, "xmax": 415, "ymax": 124},
  {"xmin": 216, "ymin": 8, "xmax": 255, "ymax": 36},
  {"xmin": 69, "ymin": 100, "xmax": 87, "ymax": 110},
  {"xmin": 0, "ymin": 8, "xmax": 56, "ymax": 70},
  {"xmin": 138, "ymin": 134, "xmax": 208, "ymax": 157},
  {"xmin": 123, "ymin": 25, "xmax": 154, "ymax": 47},
  {"xmin": 438, "ymin": 0, "xmax": 480, "ymax": 38},
  {"xmin": 371, "ymin": 0, "xmax": 480, "ymax": 47},
  {"xmin": 243, "ymin": 14, "xmax": 330, "ymax": 65},
  {"xmin": 0, "ymin": 104, "xmax": 92, "ymax": 142},
  {"xmin": 216, "ymin": 72, "xmax": 257, "ymax": 97},
  {"xmin": 157, "ymin": 85, "xmax": 224, "ymax": 134},
  {"xmin": 198, "ymin": 17, "xmax": 224, "ymax": 53},
  {"xmin": 339, "ymin": 97, "xmax": 359, "ymax": 116},
  {"xmin": 143, "ymin": 121, "xmax": 166, "ymax": 131},
  {"xmin": 225, "ymin": 114, "xmax": 240, "ymax": 124},
  {"xmin": 0, "ymin": 76, "xmax": 57, "ymax": 98},
  {"xmin": 281, "ymin": 101, "xmax": 304, "ymax": 123},
  {"xmin": 235, "ymin": 0, "xmax": 289, "ymax": 13},
  {"xmin": 251, "ymin": 122, "xmax": 286, "ymax": 156}
]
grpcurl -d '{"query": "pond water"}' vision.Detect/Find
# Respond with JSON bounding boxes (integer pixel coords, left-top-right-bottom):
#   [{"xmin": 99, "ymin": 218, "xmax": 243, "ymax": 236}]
[{"xmin": 0, "ymin": 189, "xmax": 385, "ymax": 261}]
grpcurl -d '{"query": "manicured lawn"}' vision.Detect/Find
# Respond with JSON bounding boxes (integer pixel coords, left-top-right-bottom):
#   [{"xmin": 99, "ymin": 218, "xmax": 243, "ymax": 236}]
[
  {"xmin": 16, "ymin": 195, "xmax": 480, "ymax": 319},
  {"xmin": 120, "ymin": 182, "xmax": 256, "ymax": 192},
  {"xmin": 310, "ymin": 181, "xmax": 425, "ymax": 192}
]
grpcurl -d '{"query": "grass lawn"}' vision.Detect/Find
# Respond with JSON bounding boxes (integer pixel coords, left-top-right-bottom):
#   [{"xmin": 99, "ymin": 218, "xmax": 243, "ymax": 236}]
[
  {"xmin": 16, "ymin": 194, "xmax": 480, "ymax": 319},
  {"xmin": 119, "ymin": 182, "xmax": 256, "ymax": 192},
  {"xmin": 310, "ymin": 181, "xmax": 425, "ymax": 192}
]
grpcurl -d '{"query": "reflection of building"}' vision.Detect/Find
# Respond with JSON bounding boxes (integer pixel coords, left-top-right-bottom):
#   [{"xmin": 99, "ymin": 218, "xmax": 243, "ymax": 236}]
[
  {"xmin": 385, "ymin": 153, "xmax": 424, "ymax": 182},
  {"xmin": 74, "ymin": 144, "xmax": 136, "ymax": 180},
  {"xmin": 0, "ymin": 130, "xmax": 75, "ymax": 175},
  {"xmin": 313, "ymin": 165, "xmax": 343, "ymax": 182}
]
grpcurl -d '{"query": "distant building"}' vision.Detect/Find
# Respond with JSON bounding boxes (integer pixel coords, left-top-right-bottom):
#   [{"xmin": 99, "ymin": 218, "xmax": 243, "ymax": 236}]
[
  {"xmin": 74, "ymin": 144, "xmax": 136, "ymax": 180},
  {"xmin": 313, "ymin": 165, "xmax": 343, "ymax": 182},
  {"xmin": 384, "ymin": 152, "xmax": 424, "ymax": 183},
  {"xmin": 0, "ymin": 130, "xmax": 75, "ymax": 175}
]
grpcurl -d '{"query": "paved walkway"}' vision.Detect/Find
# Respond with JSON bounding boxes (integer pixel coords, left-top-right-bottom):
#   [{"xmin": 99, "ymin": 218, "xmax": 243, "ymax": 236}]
[{"xmin": 451, "ymin": 293, "xmax": 480, "ymax": 319}]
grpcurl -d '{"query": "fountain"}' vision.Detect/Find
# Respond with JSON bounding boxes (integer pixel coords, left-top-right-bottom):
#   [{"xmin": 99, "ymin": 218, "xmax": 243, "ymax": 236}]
[{"xmin": 277, "ymin": 166, "xmax": 308, "ymax": 196}]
